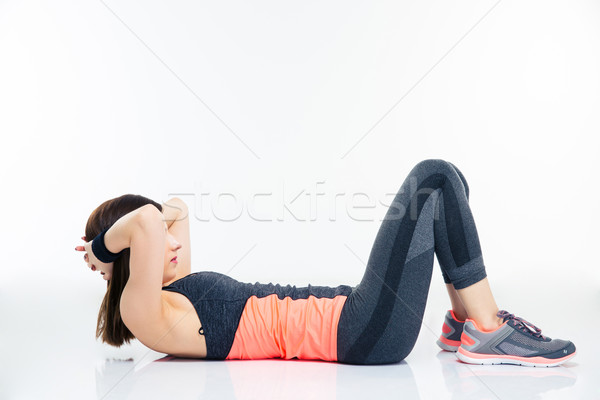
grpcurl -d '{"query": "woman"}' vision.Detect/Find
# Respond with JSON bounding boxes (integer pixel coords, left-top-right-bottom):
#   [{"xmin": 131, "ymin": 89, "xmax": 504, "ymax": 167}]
[{"xmin": 75, "ymin": 159, "xmax": 576, "ymax": 366}]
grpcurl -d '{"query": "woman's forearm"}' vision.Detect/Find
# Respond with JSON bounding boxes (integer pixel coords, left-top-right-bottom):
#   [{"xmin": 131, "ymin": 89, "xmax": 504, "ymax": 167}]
[
  {"xmin": 161, "ymin": 197, "xmax": 187, "ymax": 229},
  {"xmin": 103, "ymin": 204, "xmax": 155, "ymax": 254}
]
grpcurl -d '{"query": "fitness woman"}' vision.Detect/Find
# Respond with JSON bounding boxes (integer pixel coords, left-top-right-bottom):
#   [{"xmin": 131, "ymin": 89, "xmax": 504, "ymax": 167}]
[{"xmin": 74, "ymin": 159, "xmax": 576, "ymax": 366}]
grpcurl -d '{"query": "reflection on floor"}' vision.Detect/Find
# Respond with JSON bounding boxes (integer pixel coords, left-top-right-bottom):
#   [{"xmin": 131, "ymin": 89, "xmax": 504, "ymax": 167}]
[
  {"xmin": 1, "ymin": 281, "xmax": 596, "ymax": 399},
  {"xmin": 90, "ymin": 347, "xmax": 581, "ymax": 400}
]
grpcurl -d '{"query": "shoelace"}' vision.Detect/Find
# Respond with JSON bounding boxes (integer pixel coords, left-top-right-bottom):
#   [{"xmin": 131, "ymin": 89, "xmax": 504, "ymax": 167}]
[{"xmin": 497, "ymin": 310, "xmax": 546, "ymax": 339}]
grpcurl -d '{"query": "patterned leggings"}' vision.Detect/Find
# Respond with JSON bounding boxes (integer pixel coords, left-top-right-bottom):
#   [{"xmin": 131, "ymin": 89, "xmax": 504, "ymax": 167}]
[{"xmin": 336, "ymin": 159, "xmax": 487, "ymax": 364}]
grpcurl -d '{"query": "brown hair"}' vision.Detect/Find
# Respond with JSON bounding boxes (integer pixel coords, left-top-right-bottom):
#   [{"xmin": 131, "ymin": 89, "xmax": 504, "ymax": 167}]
[{"xmin": 85, "ymin": 194, "xmax": 163, "ymax": 347}]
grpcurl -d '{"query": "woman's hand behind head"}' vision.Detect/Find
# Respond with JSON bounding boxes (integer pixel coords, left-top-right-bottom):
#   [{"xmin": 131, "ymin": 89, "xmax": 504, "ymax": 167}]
[{"xmin": 75, "ymin": 236, "xmax": 114, "ymax": 281}]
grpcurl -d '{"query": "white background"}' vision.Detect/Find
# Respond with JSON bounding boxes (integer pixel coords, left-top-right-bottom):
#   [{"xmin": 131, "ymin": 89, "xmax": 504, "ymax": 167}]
[{"xmin": 1, "ymin": 0, "xmax": 599, "ymax": 399}]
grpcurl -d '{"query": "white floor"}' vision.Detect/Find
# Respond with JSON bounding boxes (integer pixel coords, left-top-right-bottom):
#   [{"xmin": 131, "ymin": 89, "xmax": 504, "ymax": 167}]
[{"xmin": 2, "ymin": 278, "xmax": 598, "ymax": 400}]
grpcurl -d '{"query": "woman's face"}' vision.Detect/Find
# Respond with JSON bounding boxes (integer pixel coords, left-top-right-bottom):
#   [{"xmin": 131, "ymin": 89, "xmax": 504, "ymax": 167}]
[{"xmin": 162, "ymin": 220, "xmax": 182, "ymax": 284}]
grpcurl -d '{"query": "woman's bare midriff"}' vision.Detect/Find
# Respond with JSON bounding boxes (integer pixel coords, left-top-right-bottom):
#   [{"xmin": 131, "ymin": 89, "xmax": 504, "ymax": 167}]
[{"xmin": 134, "ymin": 291, "xmax": 208, "ymax": 359}]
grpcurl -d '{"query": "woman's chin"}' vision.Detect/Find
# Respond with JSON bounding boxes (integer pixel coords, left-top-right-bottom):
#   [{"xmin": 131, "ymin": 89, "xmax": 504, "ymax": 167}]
[{"xmin": 163, "ymin": 265, "xmax": 178, "ymax": 283}]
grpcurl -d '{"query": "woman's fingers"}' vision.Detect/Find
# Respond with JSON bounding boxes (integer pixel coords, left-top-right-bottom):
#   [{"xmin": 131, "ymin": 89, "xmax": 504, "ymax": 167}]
[
  {"xmin": 74, "ymin": 239, "xmax": 97, "ymax": 272},
  {"xmin": 75, "ymin": 238, "xmax": 88, "ymax": 251},
  {"xmin": 75, "ymin": 236, "xmax": 89, "ymax": 251}
]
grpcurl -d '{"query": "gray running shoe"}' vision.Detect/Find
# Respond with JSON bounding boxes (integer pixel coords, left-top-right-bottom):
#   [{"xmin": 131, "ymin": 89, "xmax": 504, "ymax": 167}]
[
  {"xmin": 456, "ymin": 310, "xmax": 576, "ymax": 367},
  {"xmin": 436, "ymin": 310, "xmax": 465, "ymax": 352}
]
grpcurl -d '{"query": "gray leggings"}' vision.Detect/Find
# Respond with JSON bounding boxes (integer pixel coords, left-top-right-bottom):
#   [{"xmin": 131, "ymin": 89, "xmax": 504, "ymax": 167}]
[{"xmin": 336, "ymin": 159, "xmax": 487, "ymax": 365}]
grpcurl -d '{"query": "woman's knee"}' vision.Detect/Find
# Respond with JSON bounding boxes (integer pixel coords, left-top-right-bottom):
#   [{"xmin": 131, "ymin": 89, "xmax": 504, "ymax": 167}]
[
  {"xmin": 411, "ymin": 159, "xmax": 469, "ymax": 196},
  {"xmin": 413, "ymin": 159, "xmax": 454, "ymax": 175}
]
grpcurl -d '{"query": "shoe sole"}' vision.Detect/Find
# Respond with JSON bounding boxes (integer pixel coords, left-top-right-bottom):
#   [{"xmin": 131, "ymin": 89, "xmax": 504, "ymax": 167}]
[{"xmin": 456, "ymin": 347, "xmax": 576, "ymax": 367}]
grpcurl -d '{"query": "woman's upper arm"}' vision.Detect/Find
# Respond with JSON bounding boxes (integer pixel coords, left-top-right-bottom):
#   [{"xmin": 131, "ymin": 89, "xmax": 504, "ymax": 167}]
[
  {"xmin": 163, "ymin": 198, "xmax": 192, "ymax": 279},
  {"xmin": 120, "ymin": 205, "xmax": 168, "ymax": 328}
]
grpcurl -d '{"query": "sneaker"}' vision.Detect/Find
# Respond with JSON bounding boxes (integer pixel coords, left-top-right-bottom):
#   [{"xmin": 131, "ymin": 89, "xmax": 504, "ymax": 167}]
[
  {"xmin": 436, "ymin": 310, "xmax": 466, "ymax": 352},
  {"xmin": 456, "ymin": 310, "xmax": 576, "ymax": 367}
]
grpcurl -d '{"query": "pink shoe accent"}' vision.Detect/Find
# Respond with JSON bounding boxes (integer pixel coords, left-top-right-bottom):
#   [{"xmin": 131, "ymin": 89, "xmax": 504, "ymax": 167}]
[
  {"xmin": 438, "ymin": 335, "xmax": 461, "ymax": 347},
  {"xmin": 461, "ymin": 332, "xmax": 475, "ymax": 346},
  {"xmin": 442, "ymin": 322, "xmax": 452, "ymax": 334},
  {"xmin": 449, "ymin": 310, "xmax": 465, "ymax": 323},
  {"xmin": 466, "ymin": 318, "xmax": 508, "ymax": 333}
]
